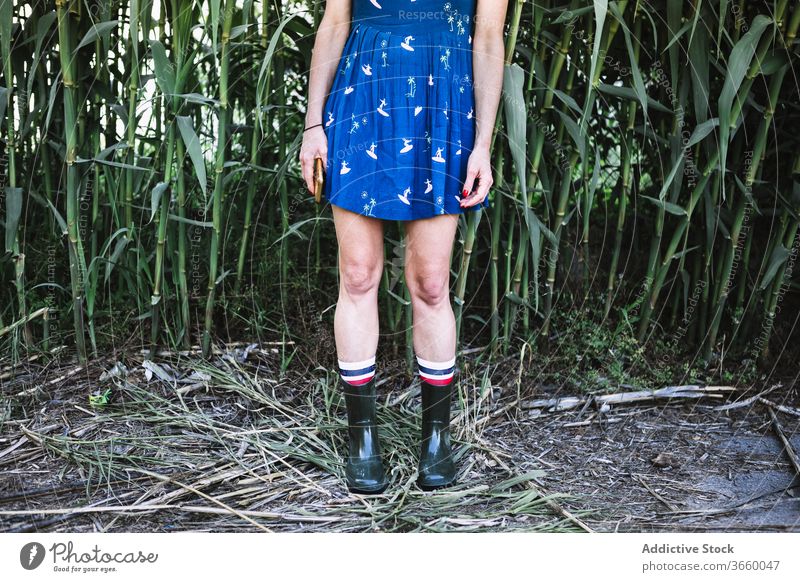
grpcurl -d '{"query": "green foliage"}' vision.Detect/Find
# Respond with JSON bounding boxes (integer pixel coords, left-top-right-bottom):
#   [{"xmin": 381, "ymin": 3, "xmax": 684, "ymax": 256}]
[{"xmin": 0, "ymin": 0, "xmax": 798, "ymax": 381}]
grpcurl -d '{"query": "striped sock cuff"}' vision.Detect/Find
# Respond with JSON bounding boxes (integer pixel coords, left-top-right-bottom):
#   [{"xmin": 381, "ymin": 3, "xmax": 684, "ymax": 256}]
[
  {"xmin": 339, "ymin": 356, "xmax": 376, "ymax": 386},
  {"xmin": 416, "ymin": 355, "xmax": 455, "ymax": 386}
]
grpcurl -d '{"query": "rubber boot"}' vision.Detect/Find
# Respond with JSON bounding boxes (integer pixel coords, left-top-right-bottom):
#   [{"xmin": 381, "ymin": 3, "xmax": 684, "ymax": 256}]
[
  {"xmin": 417, "ymin": 380, "xmax": 457, "ymax": 490},
  {"xmin": 342, "ymin": 376, "xmax": 389, "ymax": 494}
]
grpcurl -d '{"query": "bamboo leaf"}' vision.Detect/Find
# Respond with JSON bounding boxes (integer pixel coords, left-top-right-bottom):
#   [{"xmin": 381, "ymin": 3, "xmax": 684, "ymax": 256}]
[
  {"xmin": 502, "ymin": 63, "xmax": 527, "ymax": 200},
  {"xmin": 759, "ymin": 244, "xmax": 790, "ymax": 290},
  {"xmin": 718, "ymin": 14, "xmax": 772, "ymax": 199},
  {"xmin": 552, "ymin": 89, "xmax": 582, "ymax": 115},
  {"xmin": 551, "ymin": 5, "xmax": 592, "ymax": 24},
  {"xmin": 44, "ymin": 72, "xmax": 60, "ymax": 132},
  {"xmin": 688, "ymin": 11, "xmax": 710, "ymax": 123},
  {"xmin": 588, "ymin": 0, "xmax": 608, "ymax": 91},
  {"xmin": 0, "ymin": 87, "xmax": 7, "ymax": 125},
  {"xmin": 556, "ymin": 109, "xmax": 586, "ymax": 163},
  {"xmin": 686, "ymin": 118, "xmax": 719, "ymax": 148},
  {"xmin": 75, "ymin": 20, "xmax": 119, "ymax": 51},
  {"xmin": 103, "ymin": 228, "xmax": 130, "ymax": 284},
  {"xmin": 719, "ymin": 15, "xmax": 772, "ymax": 126},
  {"xmin": 176, "ymin": 115, "xmax": 207, "ymax": 196},
  {"xmin": 25, "ymin": 11, "xmax": 58, "ymax": 99},
  {"xmin": 43, "ymin": 194, "xmax": 68, "ymax": 234},
  {"xmin": 641, "ymin": 195, "xmax": 688, "ymax": 217},
  {"xmin": 149, "ymin": 39, "xmax": 175, "ymax": 96},
  {"xmin": 210, "ymin": 0, "xmax": 221, "ymax": 56},
  {"xmin": 655, "ymin": 155, "xmax": 685, "ymax": 201},
  {"xmin": 718, "ymin": 0, "xmax": 729, "ymax": 54},
  {"xmin": 4, "ymin": 187, "xmax": 22, "ymax": 253},
  {"xmin": 230, "ymin": 24, "xmax": 250, "ymax": 40},
  {"xmin": 0, "ymin": 0, "xmax": 11, "ymax": 57},
  {"xmin": 150, "ymin": 182, "xmax": 169, "ymax": 223},
  {"xmin": 587, "ymin": 153, "xmax": 601, "ymax": 212},
  {"xmin": 256, "ymin": 13, "xmax": 298, "ymax": 118},
  {"xmin": 596, "ymin": 84, "xmax": 670, "ymax": 113},
  {"xmin": 608, "ymin": 2, "xmax": 647, "ymax": 119},
  {"xmin": 168, "ymin": 214, "xmax": 213, "ymax": 228}
]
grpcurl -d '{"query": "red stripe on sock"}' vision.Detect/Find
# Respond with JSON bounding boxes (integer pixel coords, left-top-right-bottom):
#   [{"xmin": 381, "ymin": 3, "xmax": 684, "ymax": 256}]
[
  {"xmin": 343, "ymin": 375, "xmax": 374, "ymax": 386},
  {"xmin": 421, "ymin": 376, "xmax": 453, "ymax": 386}
]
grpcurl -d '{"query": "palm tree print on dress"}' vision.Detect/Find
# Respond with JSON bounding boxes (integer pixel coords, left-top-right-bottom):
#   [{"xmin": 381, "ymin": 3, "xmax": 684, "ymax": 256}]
[{"xmin": 406, "ymin": 77, "xmax": 417, "ymax": 98}]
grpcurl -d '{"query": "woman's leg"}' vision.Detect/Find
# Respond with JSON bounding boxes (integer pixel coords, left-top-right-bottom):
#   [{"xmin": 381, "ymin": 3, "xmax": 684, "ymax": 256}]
[
  {"xmin": 404, "ymin": 214, "xmax": 459, "ymax": 361},
  {"xmin": 331, "ymin": 205, "xmax": 388, "ymax": 494},
  {"xmin": 332, "ymin": 205, "xmax": 384, "ymax": 363},
  {"xmin": 404, "ymin": 213, "xmax": 460, "ymax": 489}
]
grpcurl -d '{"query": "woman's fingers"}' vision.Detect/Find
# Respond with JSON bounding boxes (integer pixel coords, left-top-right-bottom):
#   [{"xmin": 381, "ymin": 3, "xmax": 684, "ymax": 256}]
[
  {"xmin": 299, "ymin": 129, "xmax": 328, "ymax": 194},
  {"xmin": 460, "ymin": 166, "xmax": 492, "ymax": 207},
  {"xmin": 300, "ymin": 154, "xmax": 314, "ymax": 193},
  {"xmin": 461, "ymin": 164, "xmax": 478, "ymax": 199}
]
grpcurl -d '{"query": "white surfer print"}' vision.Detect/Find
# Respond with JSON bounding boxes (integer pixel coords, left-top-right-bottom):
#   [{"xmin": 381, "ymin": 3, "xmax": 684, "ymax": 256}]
[
  {"xmin": 344, "ymin": 86, "xmax": 354, "ymax": 95},
  {"xmin": 361, "ymin": 63, "xmax": 372, "ymax": 76},
  {"xmin": 456, "ymin": 140, "xmax": 462, "ymax": 155},
  {"xmin": 398, "ymin": 187, "xmax": 412, "ymax": 205},
  {"xmin": 340, "ymin": 161, "xmax": 351, "ymax": 175},
  {"xmin": 428, "ymin": 74, "xmax": 434, "ymax": 86},
  {"xmin": 369, "ymin": 0, "xmax": 382, "ymax": 8},
  {"xmin": 400, "ymin": 138, "xmax": 414, "ymax": 153},
  {"xmin": 425, "ymin": 179, "xmax": 433, "ymax": 194},
  {"xmin": 443, "ymin": 101, "xmax": 449, "ymax": 119},
  {"xmin": 401, "ymin": 36, "xmax": 415, "ymax": 51},
  {"xmin": 377, "ymin": 98, "xmax": 389, "ymax": 117},
  {"xmin": 414, "ymin": 106, "xmax": 423, "ymax": 116},
  {"xmin": 367, "ymin": 143, "xmax": 378, "ymax": 160},
  {"xmin": 432, "ymin": 148, "xmax": 446, "ymax": 163},
  {"xmin": 325, "ymin": 112, "xmax": 334, "ymax": 127},
  {"xmin": 467, "ymin": 107, "xmax": 474, "ymax": 120}
]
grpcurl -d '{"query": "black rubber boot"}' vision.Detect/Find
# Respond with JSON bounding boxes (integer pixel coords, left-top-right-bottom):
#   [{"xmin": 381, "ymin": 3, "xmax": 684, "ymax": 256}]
[
  {"xmin": 417, "ymin": 380, "xmax": 457, "ymax": 490},
  {"xmin": 341, "ymin": 376, "xmax": 389, "ymax": 494}
]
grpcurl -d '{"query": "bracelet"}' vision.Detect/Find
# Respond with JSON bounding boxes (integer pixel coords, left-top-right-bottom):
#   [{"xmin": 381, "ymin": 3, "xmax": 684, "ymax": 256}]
[{"xmin": 304, "ymin": 123, "xmax": 323, "ymax": 132}]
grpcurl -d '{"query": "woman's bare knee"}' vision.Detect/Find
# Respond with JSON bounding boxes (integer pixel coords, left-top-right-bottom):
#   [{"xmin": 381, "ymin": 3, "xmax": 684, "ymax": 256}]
[
  {"xmin": 341, "ymin": 260, "xmax": 382, "ymax": 299},
  {"xmin": 408, "ymin": 270, "xmax": 449, "ymax": 307}
]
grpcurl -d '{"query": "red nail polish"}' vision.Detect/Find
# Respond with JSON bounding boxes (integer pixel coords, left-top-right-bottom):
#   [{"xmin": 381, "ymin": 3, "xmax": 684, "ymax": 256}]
[{"xmin": 462, "ymin": 189, "xmax": 469, "ymax": 197}]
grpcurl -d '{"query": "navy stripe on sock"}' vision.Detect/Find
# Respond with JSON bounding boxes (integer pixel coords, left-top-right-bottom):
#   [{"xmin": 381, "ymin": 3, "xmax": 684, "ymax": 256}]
[
  {"xmin": 418, "ymin": 364, "xmax": 455, "ymax": 376},
  {"xmin": 340, "ymin": 365, "xmax": 376, "ymax": 377}
]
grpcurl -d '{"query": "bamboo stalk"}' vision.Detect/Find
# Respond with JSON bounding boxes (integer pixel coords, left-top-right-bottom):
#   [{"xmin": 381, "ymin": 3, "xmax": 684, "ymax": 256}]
[
  {"xmin": 203, "ymin": 0, "xmax": 234, "ymax": 357},
  {"xmin": 55, "ymin": 0, "xmax": 87, "ymax": 362}
]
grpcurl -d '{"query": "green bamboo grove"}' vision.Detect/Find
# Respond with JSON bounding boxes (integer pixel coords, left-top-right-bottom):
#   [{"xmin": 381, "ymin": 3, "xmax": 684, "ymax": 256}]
[{"xmin": 0, "ymin": 0, "xmax": 798, "ymax": 369}]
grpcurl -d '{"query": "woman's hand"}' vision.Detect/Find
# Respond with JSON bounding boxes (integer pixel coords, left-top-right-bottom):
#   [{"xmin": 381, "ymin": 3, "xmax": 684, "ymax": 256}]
[
  {"xmin": 460, "ymin": 147, "xmax": 493, "ymax": 207},
  {"xmin": 299, "ymin": 126, "xmax": 328, "ymax": 194}
]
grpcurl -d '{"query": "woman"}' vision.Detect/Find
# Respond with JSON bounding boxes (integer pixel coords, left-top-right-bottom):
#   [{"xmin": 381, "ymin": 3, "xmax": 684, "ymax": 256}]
[{"xmin": 299, "ymin": 0, "xmax": 508, "ymax": 494}]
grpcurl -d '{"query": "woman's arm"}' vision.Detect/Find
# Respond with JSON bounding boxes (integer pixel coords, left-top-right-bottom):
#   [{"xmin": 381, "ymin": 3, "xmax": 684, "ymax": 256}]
[
  {"xmin": 460, "ymin": 0, "xmax": 509, "ymax": 208},
  {"xmin": 299, "ymin": 0, "xmax": 352, "ymax": 193}
]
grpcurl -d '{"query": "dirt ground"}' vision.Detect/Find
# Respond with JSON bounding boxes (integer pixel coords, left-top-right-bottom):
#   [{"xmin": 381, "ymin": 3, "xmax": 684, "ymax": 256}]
[
  {"xmin": 496, "ymin": 397, "xmax": 800, "ymax": 531},
  {"xmin": 1, "ymin": 351, "xmax": 799, "ymax": 533}
]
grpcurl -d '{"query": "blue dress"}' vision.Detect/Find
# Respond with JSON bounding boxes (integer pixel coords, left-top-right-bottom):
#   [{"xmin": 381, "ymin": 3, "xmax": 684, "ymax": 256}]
[{"xmin": 322, "ymin": 0, "xmax": 490, "ymax": 221}]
